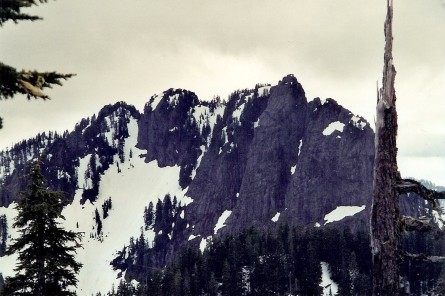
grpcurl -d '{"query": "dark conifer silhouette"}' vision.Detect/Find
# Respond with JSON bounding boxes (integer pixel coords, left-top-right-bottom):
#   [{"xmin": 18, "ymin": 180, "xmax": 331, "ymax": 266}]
[{"xmin": 4, "ymin": 159, "xmax": 82, "ymax": 296}]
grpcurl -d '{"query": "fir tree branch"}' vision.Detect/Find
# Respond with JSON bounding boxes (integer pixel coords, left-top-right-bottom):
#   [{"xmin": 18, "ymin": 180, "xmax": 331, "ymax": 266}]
[
  {"xmin": 0, "ymin": 62, "xmax": 75, "ymax": 100},
  {"xmin": 0, "ymin": 0, "xmax": 49, "ymax": 26},
  {"xmin": 397, "ymin": 178, "xmax": 445, "ymax": 209},
  {"xmin": 400, "ymin": 251, "xmax": 445, "ymax": 263},
  {"xmin": 400, "ymin": 215, "xmax": 433, "ymax": 233}
]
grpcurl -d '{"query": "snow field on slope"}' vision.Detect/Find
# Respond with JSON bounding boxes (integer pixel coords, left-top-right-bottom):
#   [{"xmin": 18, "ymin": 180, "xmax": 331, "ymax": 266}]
[
  {"xmin": 322, "ymin": 121, "xmax": 345, "ymax": 136},
  {"xmin": 324, "ymin": 205, "xmax": 366, "ymax": 225},
  {"xmin": 271, "ymin": 212, "xmax": 280, "ymax": 222},
  {"xmin": 193, "ymin": 103, "xmax": 225, "ymax": 145},
  {"xmin": 320, "ymin": 262, "xmax": 339, "ymax": 295},
  {"xmin": 0, "ymin": 160, "xmax": 15, "ymax": 181},
  {"xmin": 257, "ymin": 85, "xmax": 271, "ymax": 97},
  {"xmin": 350, "ymin": 115, "xmax": 367, "ymax": 130},
  {"xmin": 149, "ymin": 92, "xmax": 164, "ymax": 110},
  {"xmin": 199, "ymin": 235, "xmax": 212, "ymax": 253},
  {"xmin": 214, "ymin": 210, "xmax": 232, "ymax": 234},
  {"xmin": 232, "ymin": 98, "xmax": 248, "ymax": 123},
  {"xmin": 60, "ymin": 117, "xmax": 185, "ymax": 296},
  {"xmin": 0, "ymin": 204, "xmax": 19, "ymax": 278}
]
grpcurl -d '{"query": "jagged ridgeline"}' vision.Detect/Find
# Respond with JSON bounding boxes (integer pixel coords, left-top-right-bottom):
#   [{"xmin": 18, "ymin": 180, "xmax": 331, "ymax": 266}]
[{"xmin": 0, "ymin": 75, "xmax": 443, "ymax": 295}]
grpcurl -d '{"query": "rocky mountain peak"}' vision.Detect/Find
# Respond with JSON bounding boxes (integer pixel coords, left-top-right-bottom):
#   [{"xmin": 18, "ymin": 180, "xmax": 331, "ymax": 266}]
[
  {"xmin": 278, "ymin": 73, "xmax": 299, "ymax": 86},
  {"xmin": 1, "ymin": 74, "xmax": 440, "ymax": 294}
]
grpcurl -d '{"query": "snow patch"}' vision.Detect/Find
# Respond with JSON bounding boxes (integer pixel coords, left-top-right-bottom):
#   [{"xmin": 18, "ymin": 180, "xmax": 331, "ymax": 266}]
[
  {"xmin": 350, "ymin": 115, "xmax": 367, "ymax": 130},
  {"xmin": 298, "ymin": 139, "xmax": 303, "ymax": 156},
  {"xmin": 271, "ymin": 212, "xmax": 280, "ymax": 222},
  {"xmin": 322, "ymin": 121, "xmax": 345, "ymax": 136},
  {"xmin": 432, "ymin": 209, "xmax": 444, "ymax": 229},
  {"xmin": 258, "ymin": 85, "xmax": 271, "ymax": 96},
  {"xmin": 57, "ymin": 169, "xmax": 70, "ymax": 180},
  {"xmin": 324, "ymin": 205, "xmax": 366, "ymax": 225},
  {"xmin": 188, "ymin": 234, "xmax": 200, "ymax": 241},
  {"xmin": 0, "ymin": 203, "xmax": 20, "ymax": 278},
  {"xmin": 314, "ymin": 222, "xmax": 321, "ymax": 228},
  {"xmin": 0, "ymin": 160, "xmax": 9, "ymax": 180},
  {"xmin": 102, "ymin": 117, "xmax": 113, "ymax": 145},
  {"xmin": 191, "ymin": 145, "xmax": 206, "ymax": 180},
  {"xmin": 194, "ymin": 103, "xmax": 225, "ymax": 146},
  {"xmin": 181, "ymin": 195, "xmax": 194, "ymax": 206},
  {"xmin": 168, "ymin": 93, "xmax": 180, "ymax": 106},
  {"xmin": 199, "ymin": 236, "xmax": 212, "ymax": 253},
  {"xmin": 232, "ymin": 102, "xmax": 246, "ymax": 123},
  {"xmin": 290, "ymin": 165, "xmax": 296, "ymax": 175},
  {"xmin": 149, "ymin": 92, "xmax": 164, "ymax": 110},
  {"xmin": 320, "ymin": 262, "xmax": 339, "ymax": 295},
  {"xmin": 214, "ymin": 210, "xmax": 232, "ymax": 234},
  {"xmin": 77, "ymin": 153, "xmax": 93, "ymax": 189},
  {"xmin": 221, "ymin": 127, "xmax": 228, "ymax": 145}
]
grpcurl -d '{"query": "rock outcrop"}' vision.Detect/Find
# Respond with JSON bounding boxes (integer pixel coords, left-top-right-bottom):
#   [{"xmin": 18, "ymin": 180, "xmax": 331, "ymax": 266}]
[{"xmin": 0, "ymin": 74, "xmax": 434, "ymax": 266}]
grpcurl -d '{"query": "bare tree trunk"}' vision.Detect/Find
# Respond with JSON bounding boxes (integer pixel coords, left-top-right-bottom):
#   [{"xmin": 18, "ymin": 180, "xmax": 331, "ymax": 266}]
[{"xmin": 371, "ymin": 0, "xmax": 400, "ymax": 295}]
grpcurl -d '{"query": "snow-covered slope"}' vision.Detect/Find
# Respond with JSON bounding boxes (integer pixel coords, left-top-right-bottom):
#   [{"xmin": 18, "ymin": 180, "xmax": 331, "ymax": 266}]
[
  {"xmin": 0, "ymin": 75, "xmax": 440, "ymax": 295},
  {"xmin": 61, "ymin": 117, "xmax": 186, "ymax": 295}
]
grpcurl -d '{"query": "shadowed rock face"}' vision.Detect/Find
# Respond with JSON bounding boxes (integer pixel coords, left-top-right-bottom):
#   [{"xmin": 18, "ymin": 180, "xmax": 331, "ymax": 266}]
[
  {"xmin": 182, "ymin": 75, "xmax": 375, "ymax": 236},
  {"xmin": 1, "ymin": 74, "xmax": 429, "ymax": 254},
  {"xmin": 137, "ymin": 89, "xmax": 204, "ymax": 188},
  {"xmin": 230, "ymin": 75, "xmax": 308, "ymax": 230},
  {"xmin": 284, "ymin": 97, "xmax": 375, "ymax": 229},
  {"xmin": 137, "ymin": 88, "xmax": 201, "ymax": 167}
]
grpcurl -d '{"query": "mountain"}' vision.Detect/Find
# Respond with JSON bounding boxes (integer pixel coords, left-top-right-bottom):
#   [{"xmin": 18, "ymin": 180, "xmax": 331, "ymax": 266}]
[{"xmin": 0, "ymin": 74, "xmax": 443, "ymax": 295}]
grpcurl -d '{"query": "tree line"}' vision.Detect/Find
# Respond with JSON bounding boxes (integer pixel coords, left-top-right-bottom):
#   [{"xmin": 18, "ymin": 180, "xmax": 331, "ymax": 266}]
[{"xmin": 108, "ymin": 224, "xmax": 375, "ymax": 296}]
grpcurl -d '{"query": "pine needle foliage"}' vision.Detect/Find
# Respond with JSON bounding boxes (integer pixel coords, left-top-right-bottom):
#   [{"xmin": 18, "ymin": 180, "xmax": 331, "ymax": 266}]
[
  {"xmin": 0, "ymin": 62, "xmax": 75, "ymax": 100},
  {"xmin": 0, "ymin": 0, "xmax": 48, "ymax": 26},
  {"xmin": 4, "ymin": 159, "xmax": 82, "ymax": 296},
  {"xmin": 0, "ymin": 0, "xmax": 75, "ymax": 129}
]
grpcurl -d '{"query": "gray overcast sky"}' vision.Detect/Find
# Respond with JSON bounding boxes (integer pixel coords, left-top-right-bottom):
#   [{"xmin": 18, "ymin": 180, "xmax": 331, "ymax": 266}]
[{"xmin": 0, "ymin": 0, "xmax": 444, "ymax": 185}]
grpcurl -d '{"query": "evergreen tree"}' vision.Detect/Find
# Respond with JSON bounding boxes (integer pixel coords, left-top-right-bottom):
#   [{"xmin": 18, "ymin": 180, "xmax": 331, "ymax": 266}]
[
  {"xmin": 95, "ymin": 208, "xmax": 103, "ymax": 237},
  {"xmin": 221, "ymin": 259, "xmax": 232, "ymax": 296},
  {"xmin": 0, "ymin": 214, "xmax": 7, "ymax": 255},
  {"xmin": 102, "ymin": 197, "xmax": 112, "ymax": 219},
  {"xmin": 144, "ymin": 201, "xmax": 154, "ymax": 230},
  {"xmin": 208, "ymin": 272, "xmax": 219, "ymax": 296},
  {"xmin": 0, "ymin": 62, "xmax": 74, "ymax": 101},
  {"xmin": 0, "ymin": 273, "xmax": 4, "ymax": 295},
  {"xmin": 1, "ymin": 0, "xmax": 46, "ymax": 25},
  {"xmin": 0, "ymin": 1, "xmax": 75, "ymax": 129},
  {"xmin": 4, "ymin": 160, "xmax": 82, "ymax": 296},
  {"xmin": 154, "ymin": 199, "xmax": 163, "ymax": 229}
]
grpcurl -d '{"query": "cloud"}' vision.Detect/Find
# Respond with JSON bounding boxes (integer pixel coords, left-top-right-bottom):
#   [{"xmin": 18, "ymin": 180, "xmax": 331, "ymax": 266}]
[{"xmin": 0, "ymin": 0, "xmax": 444, "ymax": 185}]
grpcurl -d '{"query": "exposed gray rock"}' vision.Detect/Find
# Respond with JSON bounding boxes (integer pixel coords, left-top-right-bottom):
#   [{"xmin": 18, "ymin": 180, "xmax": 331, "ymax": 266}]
[
  {"xmin": 137, "ymin": 88, "xmax": 201, "ymax": 168},
  {"xmin": 186, "ymin": 85, "xmax": 270, "ymax": 237},
  {"xmin": 229, "ymin": 74, "xmax": 308, "ymax": 230},
  {"xmin": 284, "ymin": 97, "xmax": 374, "ymax": 230},
  {"xmin": 0, "ymin": 74, "xmax": 434, "ymax": 253}
]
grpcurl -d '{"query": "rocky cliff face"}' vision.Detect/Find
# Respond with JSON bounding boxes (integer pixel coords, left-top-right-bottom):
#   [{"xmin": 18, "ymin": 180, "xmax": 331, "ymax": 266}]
[
  {"xmin": 182, "ymin": 75, "xmax": 375, "ymax": 239},
  {"xmin": 284, "ymin": 97, "xmax": 375, "ymax": 228},
  {"xmin": 0, "ymin": 75, "xmax": 430, "ymax": 232},
  {"xmin": 0, "ymin": 75, "xmax": 439, "ymax": 288},
  {"xmin": 137, "ymin": 89, "xmax": 205, "ymax": 188}
]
